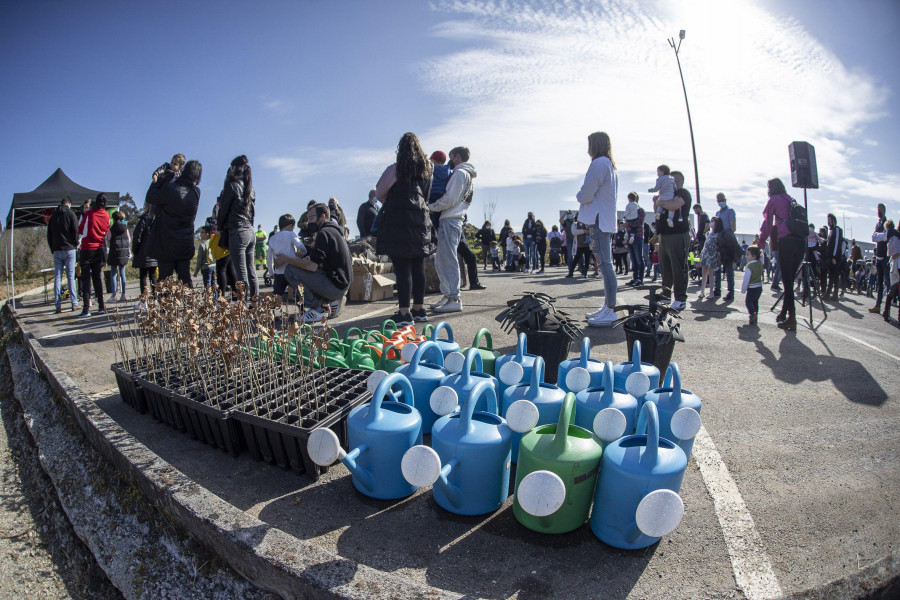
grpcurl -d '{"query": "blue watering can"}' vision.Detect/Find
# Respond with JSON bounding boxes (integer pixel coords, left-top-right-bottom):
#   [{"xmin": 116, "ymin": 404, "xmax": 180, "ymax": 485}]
[
  {"xmin": 495, "ymin": 333, "xmax": 539, "ymax": 401},
  {"xmin": 640, "ymin": 363, "xmax": 702, "ymax": 461},
  {"xmin": 401, "ymin": 381, "xmax": 538, "ymax": 515},
  {"xmin": 613, "ymin": 340, "xmax": 661, "ymax": 391},
  {"xmin": 499, "ymin": 357, "xmax": 566, "ymax": 463},
  {"xmin": 306, "ymin": 372, "xmax": 422, "ymax": 500},
  {"xmin": 571, "ymin": 361, "xmax": 642, "ymax": 444},
  {"xmin": 590, "ymin": 401, "xmax": 699, "ymax": 549},
  {"xmin": 557, "ymin": 337, "xmax": 606, "ymax": 393},
  {"xmin": 429, "ymin": 321, "xmax": 460, "ymax": 359},
  {"xmin": 394, "ymin": 341, "xmax": 450, "ymax": 435},
  {"xmin": 513, "ymin": 392, "xmax": 603, "ymax": 533},
  {"xmin": 441, "ymin": 348, "xmax": 500, "ymax": 415}
]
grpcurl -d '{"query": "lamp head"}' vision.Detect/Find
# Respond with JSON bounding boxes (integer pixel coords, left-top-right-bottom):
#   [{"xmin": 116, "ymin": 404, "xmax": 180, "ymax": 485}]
[{"xmin": 679, "ymin": 30, "xmax": 686, "ymax": 40}]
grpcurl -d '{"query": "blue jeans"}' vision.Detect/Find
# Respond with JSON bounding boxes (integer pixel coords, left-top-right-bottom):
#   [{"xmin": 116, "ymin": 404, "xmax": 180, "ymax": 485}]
[
  {"xmin": 436, "ymin": 218, "xmax": 464, "ymax": 298},
  {"xmin": 53, "ymin": 249, "xmax": 77, "ymax": 309},
  {"xmin": 591, "ymin": 229, "xmax": 617, "ymax": 307},
  {"xmin": 566, "ymin": 238, "xmax": 575, "ymax": 269},
  {"xmin": 875, "ymin": 256, "xmax": 890, "ymax": 306},
  {"xmin": 228, "ymin": 226, "xmax": 258, "ymax": 300},
  {"xmin": 629, "ymin": 239, "xmax": 644, "ymax": 282},
  {"xmin": 714, "ymin": 259, "xmax": 735, "ymax": 295},
  {"xmin": 201, "ymin": 267, "xmax": 217, "ymax": 297},
  {"xmin": 523, "ymin": 238, "xmax": 535, "ymax": 271},
  {"xmin": 284, "ymin": 264, "xmax": 345, "ymax": 309},
  {"xmin": 110, "ymin": 265, "xmax": 126, "ymax": 296},
  {"xmin": 772, "ymin": 250, "xmax": 782, "ymax": 287}
]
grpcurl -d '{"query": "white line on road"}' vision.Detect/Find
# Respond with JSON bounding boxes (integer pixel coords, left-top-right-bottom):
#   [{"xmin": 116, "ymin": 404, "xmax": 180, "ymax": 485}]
[
  {"xmin": 692, "ymin": 426, "xmax": 783, "ymax": 600},
  {"xmin": 818, "ymin": 324, "xmax": 900, "ymax": 362}
]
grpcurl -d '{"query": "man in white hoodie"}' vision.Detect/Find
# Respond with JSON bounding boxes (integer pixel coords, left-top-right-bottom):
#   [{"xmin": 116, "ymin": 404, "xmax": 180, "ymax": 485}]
[{"xmin": 429, "ymin": 146, "xmax": 476, "ymax": 313}]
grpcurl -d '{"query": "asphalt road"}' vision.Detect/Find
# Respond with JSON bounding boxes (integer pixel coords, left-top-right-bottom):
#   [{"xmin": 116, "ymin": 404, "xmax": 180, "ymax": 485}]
[{"xmin": 12, "ymin": 263, "xmax": 900, "ymax": 599}]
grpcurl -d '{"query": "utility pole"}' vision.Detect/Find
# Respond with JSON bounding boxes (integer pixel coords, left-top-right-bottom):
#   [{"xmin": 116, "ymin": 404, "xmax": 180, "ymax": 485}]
[{"xmin": 668, "ymin": 30, "xmax": 700, "ymax": 205}]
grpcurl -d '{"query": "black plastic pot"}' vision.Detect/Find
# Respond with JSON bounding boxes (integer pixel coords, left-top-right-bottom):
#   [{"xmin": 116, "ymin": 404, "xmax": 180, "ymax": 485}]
[
  {"xmin": 521, "ymin": 329, "xmax": 571, "ymax": 383},
  {"xmin": 111, "ymin": 362, "xmax": 147, "ymax": 414},
  {"xmin": 136, "ymin": 376, "xmax": 187, "ymax": 433},
  {"xmin": 624, "ymin": 326, "xmax": 676, "ymax": 374},
  {"xmin": 232, "ymin": 367, "xmax": 372, "ymax": 479},
  {"xmin": 169, "ymin": 388, "xmax": 244, "ymax": 456}
]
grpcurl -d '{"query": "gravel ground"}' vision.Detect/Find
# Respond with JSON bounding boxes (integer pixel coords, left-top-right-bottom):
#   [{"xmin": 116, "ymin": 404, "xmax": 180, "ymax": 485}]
[{"xmin": 0, "ymin": 337, "xmax": 122, "ymax": 599}]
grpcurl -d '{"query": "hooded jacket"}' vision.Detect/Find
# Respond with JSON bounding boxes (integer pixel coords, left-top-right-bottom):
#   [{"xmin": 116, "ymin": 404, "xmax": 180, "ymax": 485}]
[
  {"xmin": 308, "ymin": 219, "xmax": 353, "ymax": 290},
  {"xmin": 145, "ymin": 177, "xmax": 200, "ymax": 262},
  {"xmin": 131, "ymin": 212, "xmax": 158, "ymax": 269},
  {"xmin": 430, "ymin": 162, "xmax": 476, "ymax": 221},
  {"xmin": 47, "ymin": 203, "xmax": 78, "ymax": 252},
  {"xmin": 107, "ymin": 221, "xmax": 131, "ymax": 267}
]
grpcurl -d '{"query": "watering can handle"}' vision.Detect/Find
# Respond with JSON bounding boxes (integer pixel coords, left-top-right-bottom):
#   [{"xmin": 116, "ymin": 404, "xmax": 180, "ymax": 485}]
[
  {"xmin": 632, "ymin": 341, "xmax": 642, "ymax": 367},
  {"xmin": 344, "ymin": 327, "xmax": 364, "ymax": 342},
  {"xmin": 430, "ymin": 321, "xmax": 455, "ymax": 343},
  {"xmin": 528, "ymin": 356, "xmax": 545, "ymax": 397},
  {"xmin": 662, "ymin": 362, "xmax": 681, "ymax": 389},
  {"xmin": 411, "ymin": 340, "xmax": 445, "ymax": 370},
  {"xmin": 422, "ymin": 323, "xmax": 434, "ymax": 337},
  {"xmin": 602, "ymin": 360, "xmax": 615, "ymax": 402},
  {"xmin": 462, "ymin": 348, "xmax": 484, "ymax": 381},
  {"xmin": 516, "ymin": 333, "xmax": 527, "ymax": 360},
  {"xmin": 579, "ymin": 337, "xmax": 591, "ymax": 368},
  {"xmin": 551, "ymin": 393, "xmax": 577, "ymax": 453},
  {"xmin": 369, "ymin": 372, "xmax": 416, "ymax": 424},
  {"xmin": 635, "ymin": 401, "xmax": 661, "ymax": 464},
  {"xmin": 382, "ymin": 319, "xmax": 398, "ymax": 336},
  {"xmin": 460, "ymin": 380, "xmax": 498, "ymax": 433},
  {"xmin": 472, "ymin": 328, "xmax": 493, "ymax": 351}
]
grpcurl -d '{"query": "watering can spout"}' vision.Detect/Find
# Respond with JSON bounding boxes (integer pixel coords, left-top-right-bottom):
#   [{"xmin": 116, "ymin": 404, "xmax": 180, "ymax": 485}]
[
  {"xmin": 340, "ymin": 444, "xmax": 376, "ymax": 492},
  {"xmin": 434, "ymin": 458, "xmax": 464, "ymax": 508}
]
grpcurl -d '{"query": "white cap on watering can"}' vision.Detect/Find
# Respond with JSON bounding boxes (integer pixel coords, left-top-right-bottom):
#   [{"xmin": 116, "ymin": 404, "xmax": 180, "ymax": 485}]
[
  {"xmin": 564, "ymin": 366, "xmax": 592, "ymax": 394},
  {"xmin": 517, "ymin": 470, "xmax": 567, "ymax": 517},
  {"xmin": 400, "ymin": 342, "xmax": 419, "ymax": 363},
  {"xmin": 430, "ymin": 386, "xmax": 460, "ymax": 417},
  {"xmin": 625, "ymin": 371, "xmax": 651, "ymax": 398},
  {"xmin": 307, "ymin": 428, "xmax": 345, "ymax": 467},
  {"xmin": 670, "ymin": 407, "xmax": 702, "ymax": 441},
  {"xmin": 367, "ymin": 370, "xmax": 390, "ymax": 394},
  {"xmin": 635, "ymin": 489, "xmax": 684, "ymax": 537},
  {"xmin": 593, "ymin": 407, "xmax": 628, "ymax": 442},
  {"xmin": 498, "ymin": 361, "xmax": 525, "ymax": 387},
  {"xmin": 505, "ymin": 399, "xmax": 541, "ymax": 433},
  {"xmin": 401, "ymin": 445, "xmax": 442, "ymax": 487},
  {"xmin": 443, "ymin": 351, "xmax": 466, "ymax": 375}
]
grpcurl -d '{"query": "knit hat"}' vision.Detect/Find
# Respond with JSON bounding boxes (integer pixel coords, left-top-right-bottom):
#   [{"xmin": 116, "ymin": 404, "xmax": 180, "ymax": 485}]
[{"xmin": 430, "ymin": 151, "xmax": 446, "ymax": 162}]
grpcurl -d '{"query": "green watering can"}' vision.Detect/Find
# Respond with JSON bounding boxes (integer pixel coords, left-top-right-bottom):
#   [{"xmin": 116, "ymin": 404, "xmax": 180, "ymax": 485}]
[
  {"xmin": 462, "ymin": 328, "xmax": 501, "ymax": 376},
  {"xmin": 512, "ymin": 392, "xmax": 603, "ymax": 534},
  {"xmin": 344, "ymin": 338, "xmax": 376, "ymax": 370},
  {"xmin": 376, "ymin": 340, "xmax": 404, "ymax": 373}
]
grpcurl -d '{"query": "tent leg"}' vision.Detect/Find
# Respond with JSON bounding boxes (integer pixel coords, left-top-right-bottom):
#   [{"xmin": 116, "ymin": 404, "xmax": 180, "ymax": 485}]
[{"xmin": 9, "ymin": 209, "xmax": 14, "ymax": 308}]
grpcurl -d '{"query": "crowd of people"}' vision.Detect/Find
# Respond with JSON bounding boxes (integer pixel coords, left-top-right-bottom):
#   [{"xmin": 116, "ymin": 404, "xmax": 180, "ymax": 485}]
[{"xmin": 44, "ymin": 139, "xmax": 899, "ymax": 331}]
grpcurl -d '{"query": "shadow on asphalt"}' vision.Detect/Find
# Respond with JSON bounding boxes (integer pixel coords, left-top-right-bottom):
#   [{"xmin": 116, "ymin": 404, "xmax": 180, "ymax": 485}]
[{"xmin": 750, "ymin": 330, "xmax": 888, "ymax": 406}]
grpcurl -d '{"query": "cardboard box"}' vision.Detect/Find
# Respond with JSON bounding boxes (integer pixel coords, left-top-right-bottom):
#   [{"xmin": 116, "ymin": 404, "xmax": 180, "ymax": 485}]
[{"xmin": 348, "ymin": 268, "xmax": 395, "ymax": 302}]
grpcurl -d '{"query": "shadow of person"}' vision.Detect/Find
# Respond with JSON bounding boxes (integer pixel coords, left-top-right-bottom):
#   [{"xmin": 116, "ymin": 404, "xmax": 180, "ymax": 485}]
[{"xmin": 752, "ymin": 332, "xmax": 888, "ymax": 406}]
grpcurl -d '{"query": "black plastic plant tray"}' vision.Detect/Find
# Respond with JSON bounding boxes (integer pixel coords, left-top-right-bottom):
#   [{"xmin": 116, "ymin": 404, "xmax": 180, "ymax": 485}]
[
  {"xmin": 168, "ymin": 387, "xmax": 245, "ymax": 456},
  {"xmin": 110, "ymin": 362, "xmax": 147, "ymax": 414},
  {"xmin": 135, "ymin": 376, "xmax": 187, "ymax": 433},
  {"xmin": 232, "ymin": 367, "xmax": 372, "ymax": 479}
]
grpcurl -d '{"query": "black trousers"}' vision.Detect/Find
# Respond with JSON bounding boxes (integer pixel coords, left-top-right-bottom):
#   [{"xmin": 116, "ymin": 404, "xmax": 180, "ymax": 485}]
[
  {"xmin": 139, "ymin": 267, "xmax": 158, "ymax": 297},
  {"xmin": 778, "ymin": 235, "xmax": 805, "ymax": 317},
  {"xmin": 80, "ymin": 249, "xmax": 105, "ymax": 311},
  {"xmin": 569, "ymin": 246, "xmax": 593, "ymax": 276},
  {"xmin": 391, "ymin": 255, "xmax": 425, "ymax": 309},
  {"xmin": 457, "ymin": 241, "xmax": 479, "ymax": 285},
  {"xmin": 216, "ymin": 255, "xmax": 237, "ymax": 294},
  {"xmin": 158, "ymin": 260, "xmax": 192, "ymax": 287},
  {"xmin": 536, "ymin": 241, "xmax": 547, "ymax": 271}
]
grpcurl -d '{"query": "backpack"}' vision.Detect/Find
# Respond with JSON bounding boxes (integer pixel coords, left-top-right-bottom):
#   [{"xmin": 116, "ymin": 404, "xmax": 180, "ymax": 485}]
[{"xmin": 780, "ymin": 198, "xmax": 808, "ymax": 238}]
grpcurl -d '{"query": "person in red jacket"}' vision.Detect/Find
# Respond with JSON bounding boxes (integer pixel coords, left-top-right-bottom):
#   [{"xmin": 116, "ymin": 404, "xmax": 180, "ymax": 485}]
[{"xmin": 78, "ymin": 193, "xmax": 110, "ymax": 316}]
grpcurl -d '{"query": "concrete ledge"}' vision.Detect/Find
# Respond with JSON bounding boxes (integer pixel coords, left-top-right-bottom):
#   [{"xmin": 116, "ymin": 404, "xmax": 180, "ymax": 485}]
[{"xmin": 4, "ymin": 307, "xmax": 457, "ymax": 600}]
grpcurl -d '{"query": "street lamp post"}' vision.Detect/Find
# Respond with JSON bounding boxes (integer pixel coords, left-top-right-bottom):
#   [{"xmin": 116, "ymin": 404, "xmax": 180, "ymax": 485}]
[{"xmin": 668, "ymin": 30, "xmax": 700, "ymax": 206}]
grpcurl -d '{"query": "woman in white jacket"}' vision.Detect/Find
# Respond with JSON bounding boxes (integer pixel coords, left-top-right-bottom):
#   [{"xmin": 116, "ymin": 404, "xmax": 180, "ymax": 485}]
[{"xmin": 577, "ymin": 131, "xmax": 619, "ymax": 326}]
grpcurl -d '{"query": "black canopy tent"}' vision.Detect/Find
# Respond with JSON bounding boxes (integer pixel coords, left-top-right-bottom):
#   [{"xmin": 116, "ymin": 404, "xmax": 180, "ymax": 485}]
[{"xmin": 5, "ymin": 168, "xmax": 119, "ymax": 304}]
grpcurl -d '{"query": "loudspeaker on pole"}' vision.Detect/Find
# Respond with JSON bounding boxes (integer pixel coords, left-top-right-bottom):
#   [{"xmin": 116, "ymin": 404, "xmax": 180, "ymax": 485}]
[{"xmin": 789, "ymin": 141, "xmax": 818, "ymax": 189}]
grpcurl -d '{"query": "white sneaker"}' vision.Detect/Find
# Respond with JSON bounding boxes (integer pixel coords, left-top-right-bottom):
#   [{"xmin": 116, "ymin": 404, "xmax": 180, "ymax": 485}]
[
  {"xmin": 670, "ymin": 300, "xmax": 687, "ymax": 311},
  {"xmin": 587, "ymin": 306, "xmax": 617, "ymax": 327},
  {"xmin": 302, "ymin": 306, "xmax": 329, "ymax": 323},
  {"xmin": 429, "ymin": 295, "xmax": 450, "ymax": 310},
  {"xmin": 585, "ymin": 308, "xmax": 605, "ymax": 319},
  {"xmin": 108, "ymin": 294, "xmax": 118, "ymax": 304},
  {"xmin": 328, "ymin": 297, "xmax": 343, "ymax": 318},
  {"xmin": 434, "ymin": 298, "xmax": 462, "ymax": 313}
]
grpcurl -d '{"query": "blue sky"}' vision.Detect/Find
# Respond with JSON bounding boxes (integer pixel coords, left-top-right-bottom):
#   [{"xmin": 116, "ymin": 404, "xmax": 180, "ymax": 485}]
[{"xmin": 2, "ymin": 0, "xmax": 898, "ymax": 242}]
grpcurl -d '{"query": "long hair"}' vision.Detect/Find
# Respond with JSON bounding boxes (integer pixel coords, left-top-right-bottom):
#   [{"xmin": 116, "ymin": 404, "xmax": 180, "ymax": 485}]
[
  {"xmin": 588, "ymin": 131, "xmax": 616, "ymax": 169},
  {"xmin": 767, "ymin": 178, "xmax": 787, "ymax": 197},
  {"xmin": 227, "ymin": 155, "xmax": 253, "ymax": 216},
  {"xmin": 395, "ymin": 132, "xmax": 432, "ymax": 183}
]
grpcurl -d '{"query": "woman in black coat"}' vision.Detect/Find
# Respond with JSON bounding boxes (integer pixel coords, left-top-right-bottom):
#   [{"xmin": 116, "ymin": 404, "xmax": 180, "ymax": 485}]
[
  {"xmin": 374, "ymin": 132, "xmax": 433, "ymax": 326},
  {"xmin": 216, "ymin": 155, "xmax": 257, "ymax": 300},
  {"xmin": 107, "ymin": 211, "xmax": 131, "ymax": 302},
  {"xmin": 477, "ymin": 221, "xmax": 496, "ymax": 269},
  {"xmin": 131, "ymin": 206, "xmax": 158, "ymax": 300},
  {"xmin": 534, "ymin": 219, "xmax": 548, "ymax": 273}
]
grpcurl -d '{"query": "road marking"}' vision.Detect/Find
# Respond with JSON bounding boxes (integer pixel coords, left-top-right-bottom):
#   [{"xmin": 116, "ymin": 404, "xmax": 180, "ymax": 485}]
[
  {"xmin": 39, "ymin": 318, "xmax": 129, "ymax": 340},
  {"xmin": 692, "ymin": 426, "xmax": 783, "ymax": 600},
  {"xmin": 817, "ymin": 324, "xmax": 900, "ymax": 362}
]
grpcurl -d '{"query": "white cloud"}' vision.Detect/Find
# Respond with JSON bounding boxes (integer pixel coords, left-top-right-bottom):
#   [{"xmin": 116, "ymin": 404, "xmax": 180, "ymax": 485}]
[
  {"xmin": 261, "ymin": 147, "xmax": 394, "ymax": 185},
  {"xmin": 261, "ymin": 97, "xmax": 292, "ymax": 115}
]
